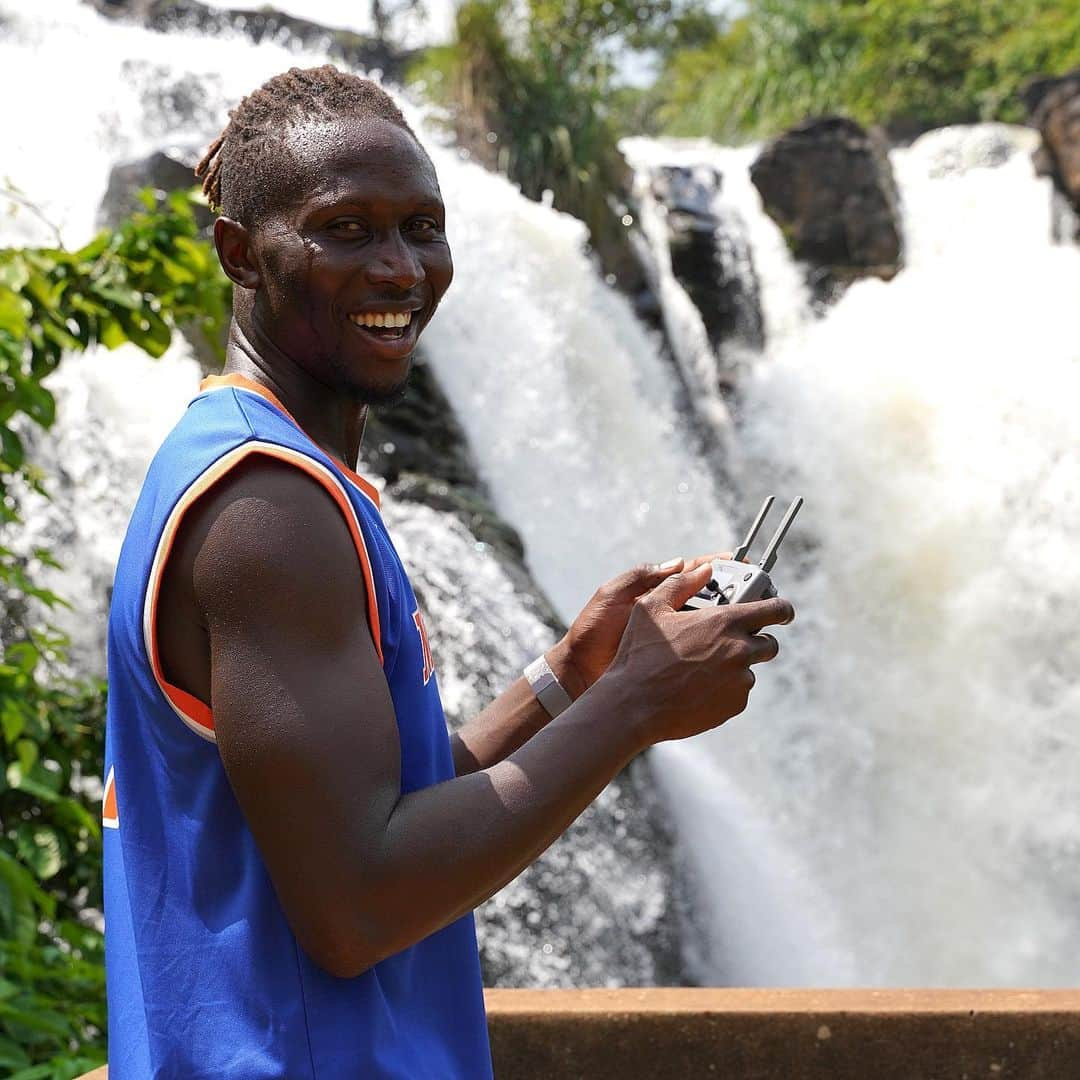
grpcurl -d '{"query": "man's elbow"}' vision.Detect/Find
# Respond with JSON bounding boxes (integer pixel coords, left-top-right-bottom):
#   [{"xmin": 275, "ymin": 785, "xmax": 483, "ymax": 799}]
[
  {"xmin": 292, "ymin": 903, "xmax": 389, "ymax": 980},
  {"xmin": 298, "ymin": 923, "xmax": 380, "ymax": 980}
]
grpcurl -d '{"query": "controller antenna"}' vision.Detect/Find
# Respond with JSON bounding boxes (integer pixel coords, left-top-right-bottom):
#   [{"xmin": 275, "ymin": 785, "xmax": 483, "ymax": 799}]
[
  {"xmin": 759, "ymin": 497, "xmax": 803, "ymax": 573},
  {"xmin": 731, "ymin": 496, "xmax": 775, "ymax": 563}
]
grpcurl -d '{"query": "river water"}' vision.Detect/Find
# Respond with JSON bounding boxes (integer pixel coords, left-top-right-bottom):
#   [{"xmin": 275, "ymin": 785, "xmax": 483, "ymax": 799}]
[{"xmin": 2, "ymin": 0, "xmax": 1078, "ymax": 987}]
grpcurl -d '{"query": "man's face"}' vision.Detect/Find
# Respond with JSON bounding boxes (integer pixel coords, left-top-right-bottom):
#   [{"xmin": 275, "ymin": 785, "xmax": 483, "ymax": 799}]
[{"xmin": 247, "ymin": 115, "xmax": 452, "ymax": 404}]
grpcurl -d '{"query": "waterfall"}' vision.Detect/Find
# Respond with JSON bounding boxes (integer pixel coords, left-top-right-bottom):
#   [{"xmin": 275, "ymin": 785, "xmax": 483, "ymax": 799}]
[
  {"xmin": 628, "ymin": 125, "xmax": 1080, "ymax": 986},
  {"xmin": 4, "ymin": 0, "xmax": 1080, "ymax": 989}
]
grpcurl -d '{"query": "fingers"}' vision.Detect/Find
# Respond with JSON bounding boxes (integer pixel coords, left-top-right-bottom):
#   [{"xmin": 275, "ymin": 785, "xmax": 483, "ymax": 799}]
[
  {"xmin": 747, "ymin": 632, "xmax": 780, "ymax": 665},
  {"xmin": 646, "ymin": 562, "xmax": 714, "ymax": 611},
  {"xmin": 599, "ymin": 559, "xmax": 685, "ymax": 602},
  {"xmin": 683, "ymin": 552, "xmax": 730, "ymax": 571},
  {"xmin": 729, "ymin": 596, "xmax": 795, "ymax": 634}
]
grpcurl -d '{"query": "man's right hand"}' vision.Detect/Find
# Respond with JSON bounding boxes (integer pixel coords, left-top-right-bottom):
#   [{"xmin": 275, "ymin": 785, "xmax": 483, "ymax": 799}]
[{"xmin": 605, "ymin": 562, "xmax": 794, "ymax": 747}]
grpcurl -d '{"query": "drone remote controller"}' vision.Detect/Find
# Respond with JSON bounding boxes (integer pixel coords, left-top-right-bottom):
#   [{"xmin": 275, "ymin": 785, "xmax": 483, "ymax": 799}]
[{"xmin": 681, "ymin": 496, "xmax": 803, "ymax": 610}]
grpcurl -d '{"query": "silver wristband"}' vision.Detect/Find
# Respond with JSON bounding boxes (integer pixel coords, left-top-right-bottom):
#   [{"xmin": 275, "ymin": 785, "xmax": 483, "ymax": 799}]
[{"xmin": 523, "ymin": 653, "xmax": 574, "ymax": 719}]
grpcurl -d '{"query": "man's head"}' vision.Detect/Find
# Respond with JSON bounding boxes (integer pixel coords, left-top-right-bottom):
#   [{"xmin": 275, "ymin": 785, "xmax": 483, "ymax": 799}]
[{"xmin": 197, "ymin": 66, "xmax": 452, "ymax": 406}]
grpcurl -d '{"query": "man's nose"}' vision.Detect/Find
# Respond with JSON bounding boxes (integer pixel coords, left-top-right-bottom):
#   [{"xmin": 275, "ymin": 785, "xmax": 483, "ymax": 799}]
[{"xmin": 366, "ymin": 230, "xmax": 424, "ymax": 290}]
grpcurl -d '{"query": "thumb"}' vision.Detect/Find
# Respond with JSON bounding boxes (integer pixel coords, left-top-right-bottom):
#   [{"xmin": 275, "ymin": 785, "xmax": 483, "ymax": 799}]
[{"xmin": 647, "ymin": 561, "xmax": 713, "ymax": 611}]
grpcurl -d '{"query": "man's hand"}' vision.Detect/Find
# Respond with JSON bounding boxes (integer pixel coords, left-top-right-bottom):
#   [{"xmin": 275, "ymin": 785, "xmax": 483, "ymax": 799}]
[
  {"xmin": 547, "ymin": 554, "xmax": 733, "ymax": 700},
  {"xmin": 608, "ymin": 562, "xmax": 794, "ymax": 745}
]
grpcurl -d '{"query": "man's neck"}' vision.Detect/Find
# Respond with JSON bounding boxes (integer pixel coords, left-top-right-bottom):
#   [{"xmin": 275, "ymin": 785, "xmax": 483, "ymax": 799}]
[{"xmin": 222, "ymin": 319, "xmax": 367, "ymax": 470}]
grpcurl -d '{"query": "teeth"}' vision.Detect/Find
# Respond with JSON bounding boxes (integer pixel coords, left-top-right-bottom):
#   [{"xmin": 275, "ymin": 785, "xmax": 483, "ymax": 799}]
[{"xmin": 350, "ymin": 312, "xmax": 413, "ymax": 329}]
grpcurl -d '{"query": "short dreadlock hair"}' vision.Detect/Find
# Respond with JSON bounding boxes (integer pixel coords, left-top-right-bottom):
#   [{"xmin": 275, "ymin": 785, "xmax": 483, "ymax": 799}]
[{"xmin": 195, "ymin": 65, "xmax": 421, "ymax": 226}]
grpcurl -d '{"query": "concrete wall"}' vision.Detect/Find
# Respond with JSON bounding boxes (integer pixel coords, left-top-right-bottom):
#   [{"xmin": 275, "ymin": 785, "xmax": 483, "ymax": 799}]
[
  {"xmin": 486, "ymin": 989, "xmax": 1080, "ymax": 1079},
  {"xmin": 78, "ymin": 989, "xmax": 1080, "ymax": 1079}
]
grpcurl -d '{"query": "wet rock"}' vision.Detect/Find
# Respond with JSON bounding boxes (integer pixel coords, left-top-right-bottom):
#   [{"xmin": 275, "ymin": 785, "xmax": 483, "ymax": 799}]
[
  {"xmin": 98, "ymin": 152, "xmax": 225, "ymax": 371},
  {"xmin": 473, "ymin": 756, "xmax": 687, "ymax": 988},
  {"xmin": 1025, "ymin": 69, "xmax": 1080, "ymax": 243},
  {"xmin": 387, "ymin": 496, "xmax": 685, "ymax": 987},
  {"xmin": 362, "ymin": 355, "xmax": 478, "ymax": 491},
  {"xmin": 366, "ymin": 357, "xmax": 561, "ymax": 635},
  {"xmin": 650, "ymin": 165, "xmax": 764, "ymax": 351},
  {"xmin": 84, "ymin": 0, "xmax": 414, "ymax": 81},
  {"xmin": 97, "ymin": 150, "xmax": 206, "ymax": 229},
  {"xmin": 750, "ymin": 116, "xmax": 903, "ymax": 303},
  {"xmin": 368, "ymin": 366, "xmax": 686, "ymax": 986}
]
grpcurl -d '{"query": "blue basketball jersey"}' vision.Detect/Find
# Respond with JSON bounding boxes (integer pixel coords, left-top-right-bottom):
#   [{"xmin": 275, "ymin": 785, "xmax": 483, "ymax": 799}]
[{"xmin": 103, "ymin": 373, "xmax": 493, "ymax": 1079}]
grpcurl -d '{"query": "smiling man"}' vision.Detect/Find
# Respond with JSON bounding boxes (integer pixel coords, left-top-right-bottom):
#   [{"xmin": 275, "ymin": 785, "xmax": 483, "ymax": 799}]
[{"xmin": 101, "ymin": 66, "xmax": 794, "ymax": 1078}]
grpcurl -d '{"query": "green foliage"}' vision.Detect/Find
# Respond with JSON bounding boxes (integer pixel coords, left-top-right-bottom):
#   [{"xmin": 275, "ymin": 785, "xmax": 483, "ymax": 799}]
[
  {"xmin": 0, "ymin": 649, "xmax": 107, "ymax": 1078},
  {"xmin": 0, "ymin": 188, "xmax": 231, "ymax": 1075},
  {"xmin": 409, "ymin": 0, "xmax": 706, "ymax": 252},
  {"xmin": 657, "ymin": 0, "xmax": 1080, "ymax": 141},
  {"xmin": 0, "ymin": 593, "xmax": 108, "ymax": 1075},
  {"xmin": 0, "ymin": 188, "xmax": 230, "ymax": 521}
]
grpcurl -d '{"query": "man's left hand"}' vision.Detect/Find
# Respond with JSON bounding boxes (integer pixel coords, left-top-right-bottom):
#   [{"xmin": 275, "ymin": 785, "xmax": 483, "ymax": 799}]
[{"xmin": 546, "ymin": 553, "xmax": 731, "ymax": 701}]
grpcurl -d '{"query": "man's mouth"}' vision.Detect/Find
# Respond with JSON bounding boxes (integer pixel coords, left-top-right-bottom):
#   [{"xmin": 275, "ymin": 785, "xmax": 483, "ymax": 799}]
[{"xmin": 348, "ymin": 310, "xmax": 414, "ymax": 340}]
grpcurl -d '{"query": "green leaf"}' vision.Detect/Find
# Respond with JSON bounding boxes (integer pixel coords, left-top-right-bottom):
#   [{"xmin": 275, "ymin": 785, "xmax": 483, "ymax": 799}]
[
  {"xmin": 91, "ymin": 283, "xmax": 142, "ymax": 311},
  {"xmin": 0, "ymin": 1035, "xmax": 31, "ymax": 1070},
  {"xmin": 15, "ymin": 824, "xmax": 63, "ymax": 881},
  {"xmin": 120, "ymin": 307, "xmax": 172, "ymax": 357},
  {"xmin": 1, "ymin": 702, "xmax": 27, "ymax": 744},
  {"xmin": 40, "ymin": 318, "xmax": 82, "ymax": 352},
  {"xmin": 0, "ymin": 850, "xmax": 50, "ymax": 942},
  {"xmin": 0, "ymin": 286, "xmax": 31, "ymax": 335},
  {"xmin": 15, "ymin": 738, "xmax": 38, "ymax": 773},
  {"xmin": 7, "ymin": 1061, "xmax": 59, "ymax": 1079},
  {"xmin": 0, "ymin": 258, "xmax": 31, "ymax": 292},
  {"xmin": 1, "ymin": 425, "xmax": 25, "ymax": 470},
  {"xmin": 12, "ymin": 379, "xmax": 55, "ymax": 428},
  {"xmin": 98, "ymin": 316, "xmax": 129, "ymax": 350}
]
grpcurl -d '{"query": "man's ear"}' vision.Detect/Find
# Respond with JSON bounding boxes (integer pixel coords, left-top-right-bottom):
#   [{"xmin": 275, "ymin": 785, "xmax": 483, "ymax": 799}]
[{"xmin": 214, "ymin": 217, "xmax": 261, "ymax": 289}]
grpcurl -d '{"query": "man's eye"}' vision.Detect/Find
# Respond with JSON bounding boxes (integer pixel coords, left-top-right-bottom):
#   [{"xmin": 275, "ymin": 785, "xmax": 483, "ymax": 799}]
[
  {"xmin": 407, "ymin": 218, "xmax": 439, "ymax": 234},
  {"xmin": 332, "ymin": 221, "xmax": 367, "ymax": 233}
]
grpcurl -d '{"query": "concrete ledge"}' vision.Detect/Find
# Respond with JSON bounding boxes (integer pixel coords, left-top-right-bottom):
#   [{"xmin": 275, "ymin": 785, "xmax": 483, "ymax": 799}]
[
  {"xmin": 484, "ymin": 989, "xmax": 1080, "ymax": 1079},
  {"xmin": 78, "ymin": 989, "xmax": 1080, "ymax": 1079}
]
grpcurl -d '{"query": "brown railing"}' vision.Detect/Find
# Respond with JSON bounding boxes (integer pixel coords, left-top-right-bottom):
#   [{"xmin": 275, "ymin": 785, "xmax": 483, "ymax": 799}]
[{"xmin": 79, "ymin": 988, "xmax": 1080, "ymax": 1078}]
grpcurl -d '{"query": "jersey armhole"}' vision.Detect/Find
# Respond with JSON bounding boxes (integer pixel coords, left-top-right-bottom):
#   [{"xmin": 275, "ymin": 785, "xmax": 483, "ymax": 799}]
[{"xmin": 143, "ymin": 441, "xmax": 384, "ymax": 743}]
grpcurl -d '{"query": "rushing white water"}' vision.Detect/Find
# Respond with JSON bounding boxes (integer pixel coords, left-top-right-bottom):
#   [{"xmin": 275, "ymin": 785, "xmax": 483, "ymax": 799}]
[
  {"xmin": 641, "ymin": 124, "xmax": 1080, "ymax": 987},
  {"xmin": 4, "ymin": 0, "xmax": 1079, "ymax": 989},
  {"xmin": 620, "ymin": 137, "xmax": 811, "ymax": 430}
]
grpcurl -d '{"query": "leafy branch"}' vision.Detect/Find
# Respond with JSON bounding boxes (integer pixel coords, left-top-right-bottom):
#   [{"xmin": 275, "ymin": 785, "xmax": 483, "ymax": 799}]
[{"xmin": 0, "ymin": 188, "xmax": 231, "ymax": 1077}]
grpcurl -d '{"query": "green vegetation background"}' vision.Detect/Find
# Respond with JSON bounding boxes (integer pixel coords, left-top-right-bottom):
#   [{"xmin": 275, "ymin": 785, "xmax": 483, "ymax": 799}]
[
  {"xmin": 0, "ymin": 192, "xmax": 231, "ymax": 1077},
  {"xmin": 2, "ymin": 0, "xmax": 1079, "ymax": 1074}
]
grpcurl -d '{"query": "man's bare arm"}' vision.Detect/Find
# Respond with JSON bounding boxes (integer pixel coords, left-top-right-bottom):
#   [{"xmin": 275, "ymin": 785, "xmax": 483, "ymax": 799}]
[
  {"xmin": 188, "ymin": 458, "xmax": 790, "ymax": 979},
  {"xmin": 448, "ymin": 675, "xmax": 575, "ymax": 777},
  {"xmin": 448, "ymin": 556, "xmax": 730, "ymax": 777}
]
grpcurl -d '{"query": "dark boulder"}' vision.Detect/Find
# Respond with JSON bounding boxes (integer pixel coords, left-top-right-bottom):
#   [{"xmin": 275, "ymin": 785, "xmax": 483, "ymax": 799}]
[
  {"xmin": 84, "ymin": 0, "xmax": 414, "ymax": 82},
  {"xmin": 365, "ymin": 356, "xmax": 559, "ymax": 629},
  {"xmin": 98, "ymin": 152, "xmax": 225, "ymax": 371},
  {"xmin": 651, "ymin": 165, "xmax": 764, "ymax": 351},
  {"xmin": 97, "ymin": 150, "xmax": 206, "ymax": 229},
  {"xmin": 1024, "ymin": 69, "xmax": 1080, "ymax": 243},
  {"xmin": 750, "ymin": 116, "xmax": 903, "ymax": 302}
]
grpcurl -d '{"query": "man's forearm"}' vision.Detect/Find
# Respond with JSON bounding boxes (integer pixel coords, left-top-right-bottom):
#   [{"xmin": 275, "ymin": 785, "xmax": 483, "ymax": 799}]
[
  {"xmin": 450, "ymin": 676, "xmax": 552, "ymax": 775},
  {"xmin": 353, "ymin": 672, "xmax": 646, "ymax": 973},
  {"xmin": 451, "ymin": 643, "xmax": 588, "ymax": 775}
]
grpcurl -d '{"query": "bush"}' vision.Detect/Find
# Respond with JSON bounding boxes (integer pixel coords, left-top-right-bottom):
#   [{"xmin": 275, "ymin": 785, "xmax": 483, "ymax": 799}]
[
  {"xmin": 0, "ymin": 187, "xmax": 230, "ymax": 1076},
  {"xmin": 657, "ymin": 0, "xmax": 1080, "ymax": 141},
  {"xmin": 408, "ymin": 0, "xmax": 688, "ymax": 253}
]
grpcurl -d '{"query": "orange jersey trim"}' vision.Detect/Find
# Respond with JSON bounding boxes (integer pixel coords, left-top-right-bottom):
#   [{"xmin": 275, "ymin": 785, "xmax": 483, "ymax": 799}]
[
  {"xmin": 143, "ymin": 441, "xmax": 384, "ymax": 742},
  {"xmin": 200, "ymin": 373, "xmax": 382, "ymax": 510},
  {"xmin": 102, "ymin": 765, "xmax": 119, "ymax": 829}
]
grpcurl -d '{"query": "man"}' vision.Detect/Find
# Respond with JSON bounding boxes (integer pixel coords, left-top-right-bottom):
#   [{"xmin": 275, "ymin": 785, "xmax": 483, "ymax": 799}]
[{"xmin": 102, "ymin": 65, "xmax": 793, "ymax": 1078}]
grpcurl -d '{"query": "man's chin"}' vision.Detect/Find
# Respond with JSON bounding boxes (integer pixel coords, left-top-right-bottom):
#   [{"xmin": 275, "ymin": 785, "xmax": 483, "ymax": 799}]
[
  {"xmin": 334, "ymin": 356, "xmax": 413, "ymax": 407},
  {"xmin": 360, "ymin": 375, "xmax": 411, "ymax": 408}
]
